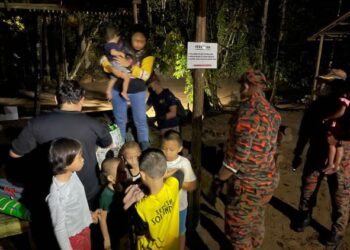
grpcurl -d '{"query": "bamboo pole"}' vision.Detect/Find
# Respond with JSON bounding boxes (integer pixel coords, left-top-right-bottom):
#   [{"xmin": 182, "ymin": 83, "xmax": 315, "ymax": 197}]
[
  {"xmin": 188, "ymin": 0, "xmax": 206, "ymax": 232},
  {"xmin": 312, "ymin": 34, "xmax": 324, "ymax": 100}
]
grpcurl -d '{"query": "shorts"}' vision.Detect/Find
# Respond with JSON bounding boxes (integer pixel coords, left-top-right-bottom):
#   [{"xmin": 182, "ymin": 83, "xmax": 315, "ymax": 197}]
[
  {"xmin": 180, "ymin": 209, "xmax": 187, "ymax": 235},
  {"xmin": 69, "ymin": 227, "xmax": 91, "ymax": 250}
]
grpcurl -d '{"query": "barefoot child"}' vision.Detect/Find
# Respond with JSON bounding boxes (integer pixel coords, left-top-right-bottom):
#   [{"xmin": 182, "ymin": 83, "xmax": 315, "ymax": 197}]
[
  {"xmin": 103, "ymin": 25, "xmax": 132, "ymax": 100},
  {"xmin": 46, "ymin": 138, "xmax": 96, "ymax": 250},
  {"xmin": 123, "ymin": 149, "xmax": 184, "ymax": 250},
  {"xmin": 161, "ymin": 130, "xmax": 197, "ymax": 250},
  {"xmin": 99, "ymin": 158, "xmax": 129, "ymax": 250}
]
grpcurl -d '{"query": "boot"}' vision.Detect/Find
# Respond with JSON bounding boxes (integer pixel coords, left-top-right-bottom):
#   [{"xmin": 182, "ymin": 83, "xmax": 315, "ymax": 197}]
[
  {"xmin": 325, "ymin": 230, "xmax": 343, "ymax": 246},
  {"xmin": 294, "ymin": 211, "xmax": 311, "ymax": 232}
]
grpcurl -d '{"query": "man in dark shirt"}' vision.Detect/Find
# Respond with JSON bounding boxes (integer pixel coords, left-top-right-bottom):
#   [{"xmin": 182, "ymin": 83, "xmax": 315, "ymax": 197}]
[
  {"xmin": 292, "ymin": 71, "xmax": 350, "ymax": 246},
  {"xmin": 147, "ymin": 74, "xmax": 179, "ymax": 134},
  {"xmin": 10, "ymin": 80, "xmax": 113, "ymax": 208}
]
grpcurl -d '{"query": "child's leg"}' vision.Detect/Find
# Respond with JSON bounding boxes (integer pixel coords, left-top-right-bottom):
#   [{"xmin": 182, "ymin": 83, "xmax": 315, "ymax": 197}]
[
  {"xmin": 179, "ymin": 209, "xmax": 187, "ymax": 250},
  {"xmin": 120, "ymin": 73, "xmax": 130, "ymax": 100},
  {"xmin": 334, "ymin": 145, "xmax": 343, "ymax": 169},
  {"xmin": 327, "ymin": 144, "xmax": 336, "ymax": 168}
]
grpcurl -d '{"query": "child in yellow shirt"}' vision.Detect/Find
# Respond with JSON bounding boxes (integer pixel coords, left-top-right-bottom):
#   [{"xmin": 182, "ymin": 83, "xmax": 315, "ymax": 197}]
[{"xmin": 123, "ymin": 149, "xmax": 184, "ymax": 250}]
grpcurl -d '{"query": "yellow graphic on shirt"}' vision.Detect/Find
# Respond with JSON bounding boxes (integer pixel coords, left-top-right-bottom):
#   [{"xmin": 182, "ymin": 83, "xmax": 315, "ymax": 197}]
[{"xmin": 135, "ymin": 177, "xmax": 180, "ymax": 250}]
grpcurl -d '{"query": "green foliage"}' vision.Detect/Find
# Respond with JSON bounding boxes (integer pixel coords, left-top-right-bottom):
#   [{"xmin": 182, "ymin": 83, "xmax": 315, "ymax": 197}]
[
  {"xmin": 2, "ymin": 16, "xmax": 25, "ymax": 32},
  {"xmin": 152, "ymin": 31, "xmax": 194, "ymax": 103}
]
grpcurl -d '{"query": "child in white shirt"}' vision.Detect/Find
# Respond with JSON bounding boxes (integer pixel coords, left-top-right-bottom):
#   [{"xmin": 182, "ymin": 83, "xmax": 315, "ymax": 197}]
[
  {"xmin": 161, "ymin": 130, "xmax": 197, "ymax": 250},
  {"xmin": 46, "ymin": 138, "xmax": 97, "ymax": 250}
]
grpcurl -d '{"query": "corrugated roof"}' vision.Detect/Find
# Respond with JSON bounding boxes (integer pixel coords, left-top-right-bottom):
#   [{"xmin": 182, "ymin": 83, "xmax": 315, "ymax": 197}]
[{"xmin": 308, "ymin": 11, "xmax": 350, "ymax": 41}]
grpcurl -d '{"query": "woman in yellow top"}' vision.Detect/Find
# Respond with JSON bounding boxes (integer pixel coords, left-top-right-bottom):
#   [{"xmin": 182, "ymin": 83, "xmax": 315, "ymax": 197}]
[{"xmin": 101, "ymin": 26, "xmax": 155, "ymax": 150}]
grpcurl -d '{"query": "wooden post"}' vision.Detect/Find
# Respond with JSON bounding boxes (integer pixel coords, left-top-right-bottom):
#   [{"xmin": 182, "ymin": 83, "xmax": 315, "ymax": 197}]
[
  {"xmin": 311, "ymin": 34, "xmax": 324, "ymax": 100},
  {"xmin": 188, "ymin": 0, "xmax": 206, "ymax": 232},
  {"xmin": 132, "ymin": 0, "xmax": 141, "ymax": 24},
  {"xmin": 60, "ymin": 16, "xmax": 68, "ymax": 80},
  {"xmin": 34, "ymin": 15, "xmax": 43, "ymax": 116}
]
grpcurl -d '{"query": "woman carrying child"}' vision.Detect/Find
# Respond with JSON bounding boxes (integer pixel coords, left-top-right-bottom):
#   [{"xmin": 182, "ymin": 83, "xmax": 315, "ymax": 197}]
[{"xmin": 101, "ymin": 25, "xmax": 155, "ymax": 151}]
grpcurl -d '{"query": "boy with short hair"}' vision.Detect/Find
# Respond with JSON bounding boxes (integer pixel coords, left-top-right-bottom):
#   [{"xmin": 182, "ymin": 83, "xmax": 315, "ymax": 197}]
[
  {"xmin": 162, "ymin": 130, "xmax": 197, "ymax": 250},
  {"xmin": 99, "ymin": 157, "xmax": 128, "ymax": 250},
  {"xmin": 119, "ymin": 141, "xmax": 142, "ymax": 183},
  {"xmin": 123, "ymin": 149, "xmax": 184, "ymax": 250}
]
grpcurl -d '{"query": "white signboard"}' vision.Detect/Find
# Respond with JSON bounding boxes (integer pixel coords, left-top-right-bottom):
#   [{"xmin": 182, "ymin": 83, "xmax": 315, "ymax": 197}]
[{"xmin": 187, "ymin": 42, "xmax": 218, "ymax": 69}]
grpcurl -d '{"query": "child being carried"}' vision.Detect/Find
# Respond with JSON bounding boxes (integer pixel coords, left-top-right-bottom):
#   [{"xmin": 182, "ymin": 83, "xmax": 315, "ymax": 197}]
[{"xmin": 102, "ymin": 25, "xmax": 133, "ymax": 101}]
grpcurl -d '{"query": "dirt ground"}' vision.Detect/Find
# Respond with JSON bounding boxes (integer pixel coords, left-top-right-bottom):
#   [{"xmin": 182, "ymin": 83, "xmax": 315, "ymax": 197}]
[
  {"xmin": 1, "ymin": 75, "xmax": 350, "ymax": 249},
  {"xmin": 161, "ymin": 76, "xmax": 350, "ymax": 249},
  {"xmin": 188, "ymin": 110, "xmax": 350, "ymax": 250}
]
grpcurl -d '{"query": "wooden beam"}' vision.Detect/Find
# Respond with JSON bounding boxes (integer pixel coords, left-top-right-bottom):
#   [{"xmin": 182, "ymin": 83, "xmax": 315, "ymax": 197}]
[
  {"xmin": 188, "ymin": 0, "xmax": 207, "ymax": 232},
  {"xmin": 0, "ymin": 3, "xmax": 67, "ymax": 11},
  {"xmin": 308, "ymin": 10, "xmax": 350, "ymax": 41},
  {"xmin": 0, "ymin": 2, "xmax": 131, "ymax": 15}
]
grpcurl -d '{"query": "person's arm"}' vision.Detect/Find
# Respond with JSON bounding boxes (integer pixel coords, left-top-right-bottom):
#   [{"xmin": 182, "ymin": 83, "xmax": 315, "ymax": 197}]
[
  {"xmin": 171, "ymin": 169, "xmax": 185, "ymax": 189},
  {"xmin": 101, "ymin": 56, "xmax": 129, "ymax": 79},
  {"xmin": 118, "ymin": 56, "xmax": 155, "ymax": 82},
  {"xmin": 99, "ymin": 210, "xmax": 111, "ymax": 250},
  {"xmin": 131, "ymin": 56, "xmax": 154, "ymax": 81},
  {"xmin": 110, "ymin": 49, "xmax": 125, "ymax": 58},
  {"xmin": 292, "ymin": 107, "xmax": 313, "ymax": 170},
  {"xmin": 324, "ymin": 104, "xmax": 347, "ymax": 121},
  {"xmin": 182, "ymin": 180, "xmax": 196, "ymax": 191},
  {"xmin": 95, "ymin": 121, "xmax": 113, "ymax": 148},
  {"xmin": 47, "ymin": 195, "xmax": 72, "ymax": 250},
  {"xmin": 181, "ymin": 158, "xmax": 197, "ymax": 191},
  {"xmin": 10, "ymin": 121, "xmax": 38, "ymax": 158},
  {"xmin": 220, "ymin": 107, "xmax": 260, "ymax": 179},
  {"xmin": 166, "ymin": 105, "xmax": 177, "ymax": 120}
]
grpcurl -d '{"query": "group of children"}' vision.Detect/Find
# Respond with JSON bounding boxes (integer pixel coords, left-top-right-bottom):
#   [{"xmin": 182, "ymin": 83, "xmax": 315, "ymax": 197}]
[{"xmin": 45, "ymin": 130, "xmax": 197, "ymax": 250}]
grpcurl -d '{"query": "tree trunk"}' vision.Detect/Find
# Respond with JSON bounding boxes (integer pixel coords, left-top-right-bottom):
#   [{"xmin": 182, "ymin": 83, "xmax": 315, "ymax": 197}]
[
  {"xmin": 337, "ymin": 0, "xmax": 343, "ymax": 16},
  {"xmin": 60, "ymin": 16, "xmax": 68, "ymax": 80},
  {"xmin": 43, "ymin": 16, "xmax": 51, "ymax": 83},
  {"xmin": 69, "ymin": 21, "xmax": 102, "ymax": 80},
  {"xmin": 259, "ymin": 0, "xmax": 270, "ymax": 70},
  {"xmin": 270, "ymin": 0, "xmax": 287, "ymax": 103},
  {"xmin": 54, "ymin": 16, "xmax": 61, "ymax": 83},
  {"xmin": 146, "ymin": 0, "xmax": 153, "ymax": 26},
  {"xmin": 34, "ymin": 15, "xmax": 43, "ymax": 116},
  {"xmin": 188, "ymin": 0, "xmax": 206, "ymax": 232}
]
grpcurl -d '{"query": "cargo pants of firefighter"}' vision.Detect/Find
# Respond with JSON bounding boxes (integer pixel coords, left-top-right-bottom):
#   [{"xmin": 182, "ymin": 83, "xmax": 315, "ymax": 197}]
[
  {"xmin": 225, "ymin": 176, "xmax": 279, "ymax": 250},
  {"xmin": 299, "ymin": 143, "xmax": 350, "ymax": 236}
]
